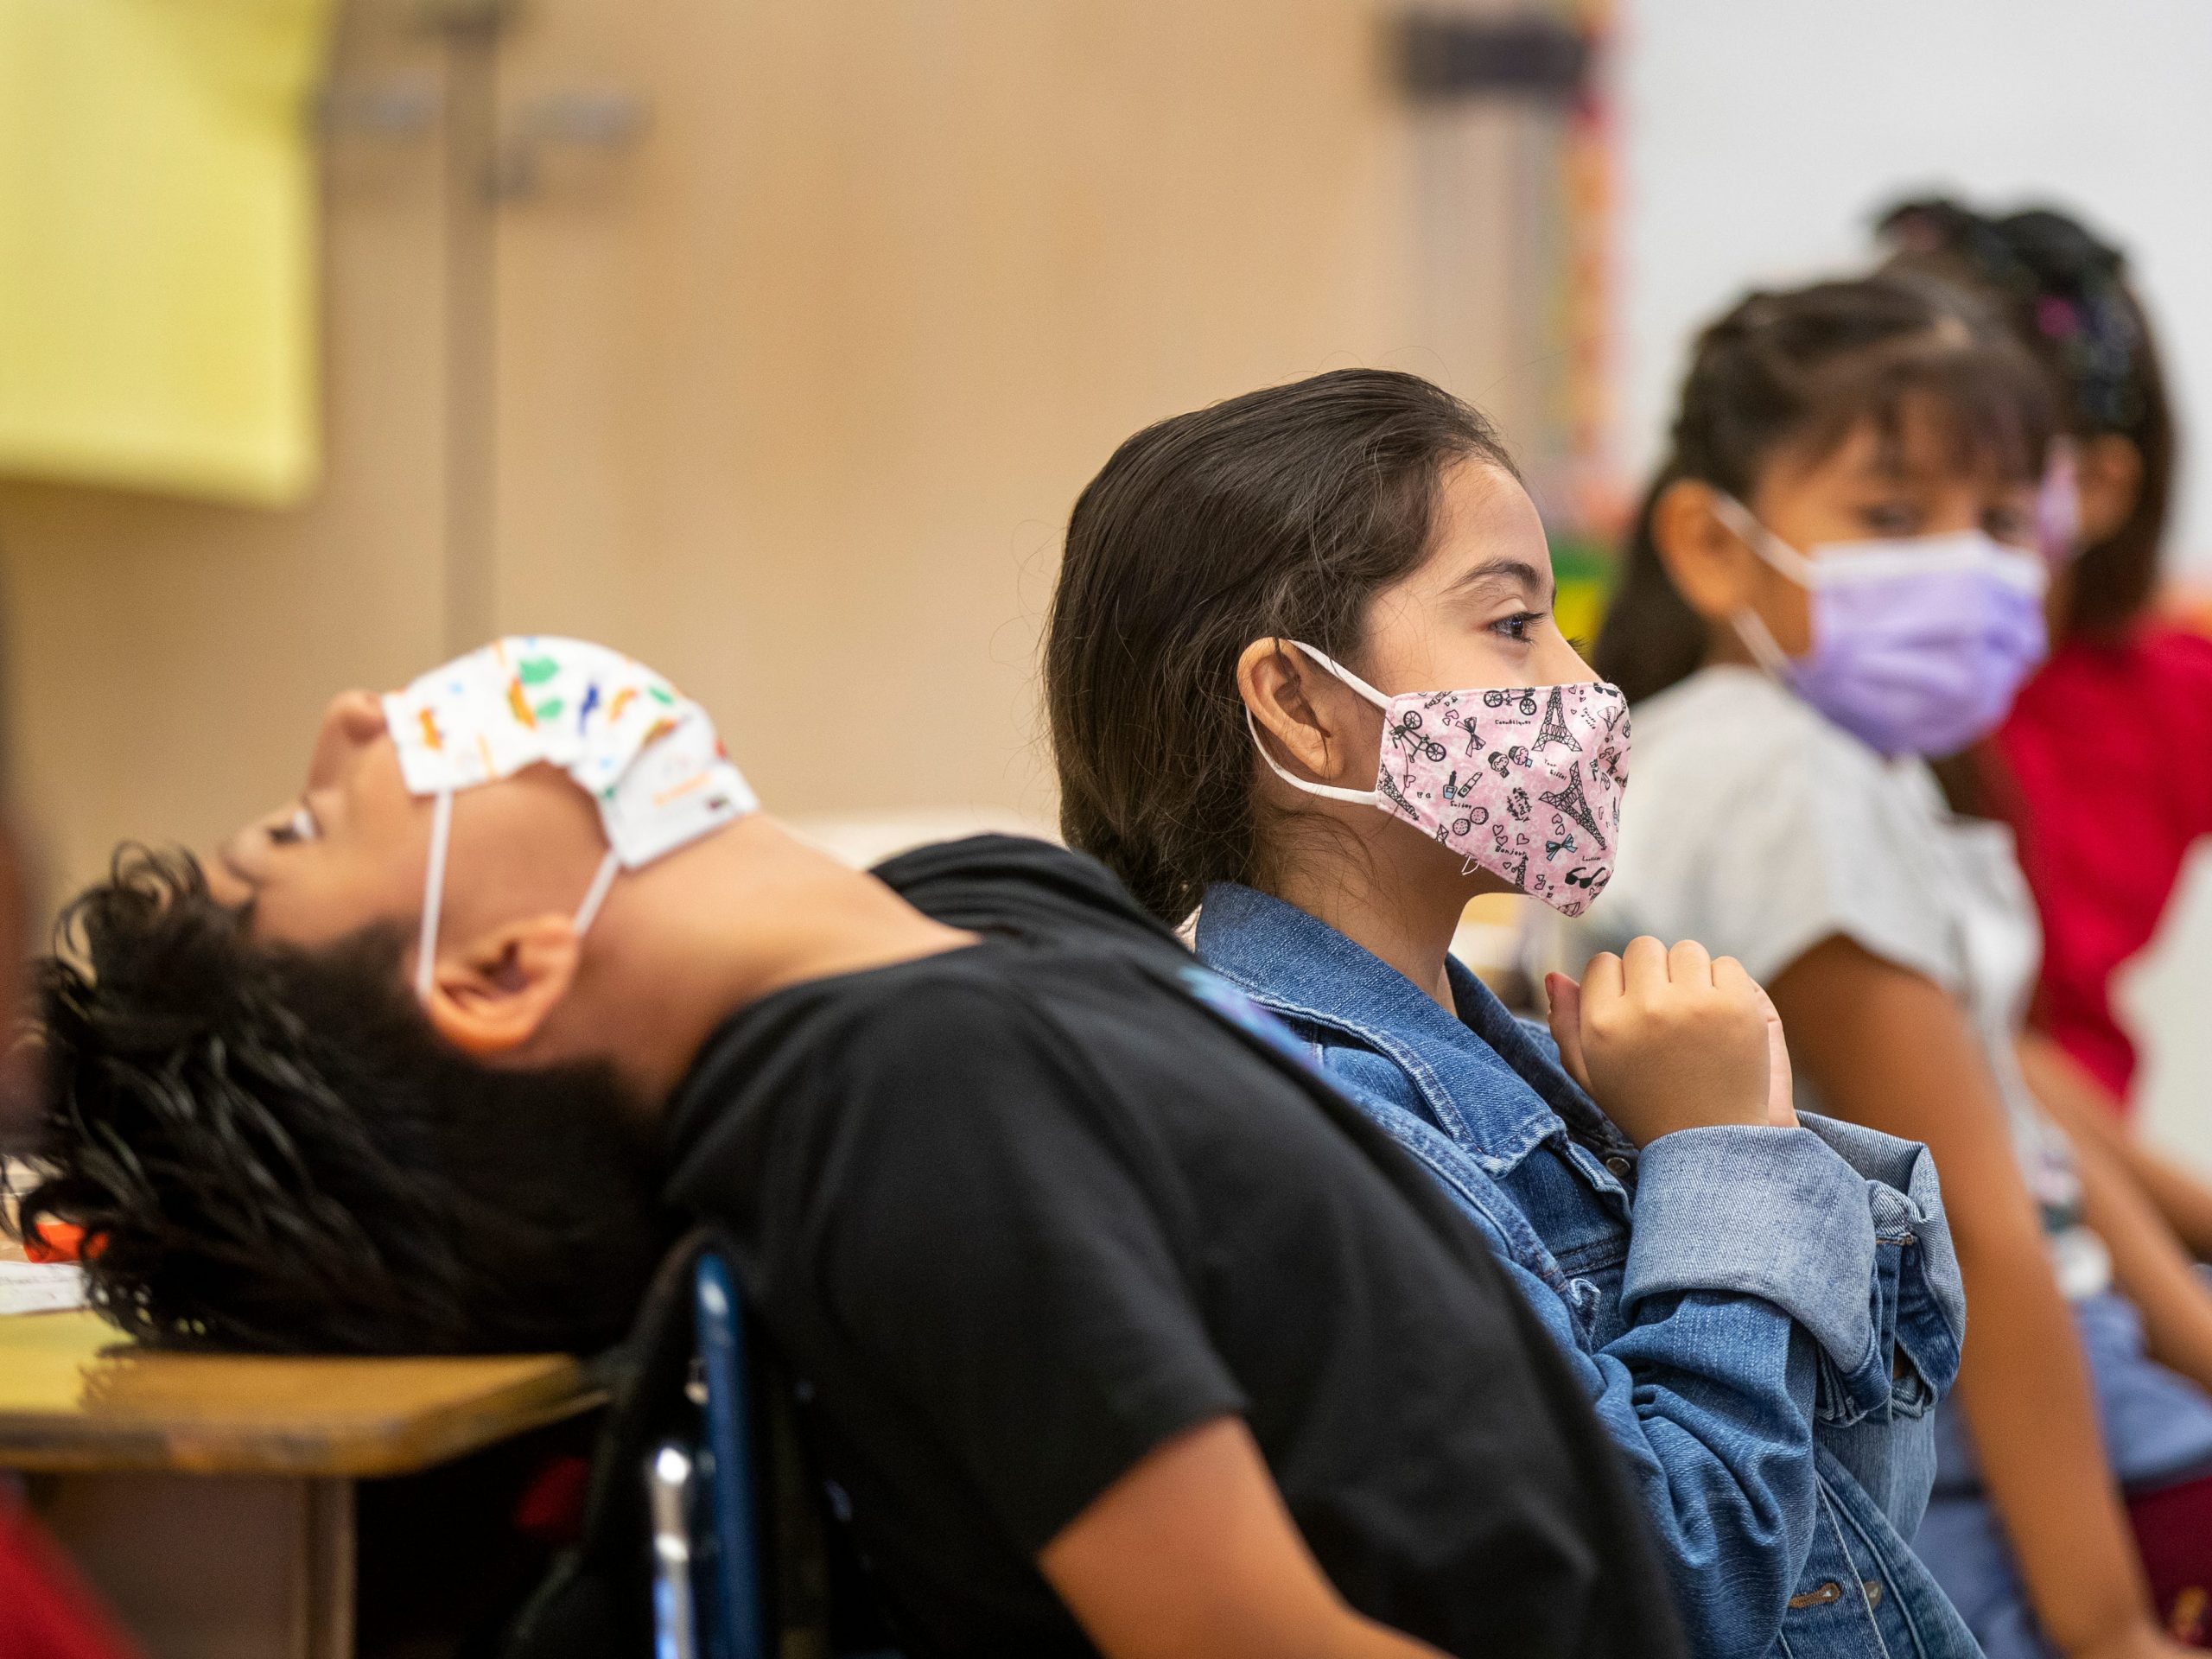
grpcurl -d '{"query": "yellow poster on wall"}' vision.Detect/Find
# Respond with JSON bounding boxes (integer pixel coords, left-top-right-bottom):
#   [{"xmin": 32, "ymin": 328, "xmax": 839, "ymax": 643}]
[{"xmin": 0, "ymin": 0, "xmax": 336, "ymax": 505}]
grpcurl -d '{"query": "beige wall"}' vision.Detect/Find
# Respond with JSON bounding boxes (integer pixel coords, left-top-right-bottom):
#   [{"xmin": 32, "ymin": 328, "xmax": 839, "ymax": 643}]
[
  {"xmin": 0, "ymin": 0, "xmax": 453, "ymax": 908},
  {"xmin": 0, "ymin": 1, "xmax": 1533, "ymax": 906}
]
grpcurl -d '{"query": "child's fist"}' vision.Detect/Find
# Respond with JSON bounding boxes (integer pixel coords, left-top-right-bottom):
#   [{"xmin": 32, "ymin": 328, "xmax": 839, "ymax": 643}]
[{"xmin": 1545, "ymin": 937, "xmax": 1784, "ymax": 1148}]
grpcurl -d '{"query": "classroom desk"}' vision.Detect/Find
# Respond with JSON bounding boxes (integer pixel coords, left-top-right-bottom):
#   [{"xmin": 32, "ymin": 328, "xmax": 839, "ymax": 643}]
[{"xmin": 0, "ymin": 1310, "xmax": 605, "ymax": 1659}]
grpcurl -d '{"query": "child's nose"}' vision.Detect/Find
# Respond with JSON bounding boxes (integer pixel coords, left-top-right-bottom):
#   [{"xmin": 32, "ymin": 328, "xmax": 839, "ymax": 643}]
[
  {"xmin": 327, "ymin": 689, "xmax": 387, "ymax": 745},
  {"xmin": 305, "ymin": 689, "xmax": 388, "ymax": 785},
  {"xmin": 1548, "ymin": 626, "xmax": 1599, "ymax": 685}
]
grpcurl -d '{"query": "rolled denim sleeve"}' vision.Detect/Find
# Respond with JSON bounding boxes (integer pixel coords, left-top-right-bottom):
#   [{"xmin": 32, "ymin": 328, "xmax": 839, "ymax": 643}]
[
  {"xmin": 1627, "ymin": 1119, "xmax": 1965, "ymax": 1414},
  {"xmin": 1624, "ymin": 1123, "xmax": 1880, "ymax": 1369},
  {"xmin": 1794, "ymin": 1112, "xmax": 1965, "ymax": 1538},
  {"xmin": 1626, "ymin": 1114, "xmax": 1965, "ymax": 1542},
  {"xmin": 1797, "ymin": 1110, "xmax": 1967, "ymax": 1406}
]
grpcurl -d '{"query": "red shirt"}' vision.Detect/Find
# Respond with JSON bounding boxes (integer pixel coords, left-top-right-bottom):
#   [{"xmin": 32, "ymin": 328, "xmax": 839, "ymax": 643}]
[
  {"xmin": 0, "ymin": 1501, "xmax": 142, "ymax": 1659},
  {"xmin": 1994, "ymin": 625, "xmax": 2212, "ymax": 1104}
]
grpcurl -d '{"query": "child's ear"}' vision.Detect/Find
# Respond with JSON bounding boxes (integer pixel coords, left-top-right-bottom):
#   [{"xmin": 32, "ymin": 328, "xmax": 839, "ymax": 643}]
[
  {"xmin": 2073, "ymin": 434, "xmax": 2144, "ymax": 546},
  {"xmin": 422, "ymin": 913, "xmax": 582, "ymax": 1058},
  {"xmin": 1649, "ymin": 480, "xmax": 1762, "ymax": 620},
  {"xmin": 1236, "ymin": 638, "xmax": 1361, "ymax": 788}
]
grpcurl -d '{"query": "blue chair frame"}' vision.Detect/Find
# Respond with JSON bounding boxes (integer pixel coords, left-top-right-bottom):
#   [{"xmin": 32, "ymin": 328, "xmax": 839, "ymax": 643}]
[{"xmin": 693, "ymin": 1251, "xmax": 767, "ymax": 1659}]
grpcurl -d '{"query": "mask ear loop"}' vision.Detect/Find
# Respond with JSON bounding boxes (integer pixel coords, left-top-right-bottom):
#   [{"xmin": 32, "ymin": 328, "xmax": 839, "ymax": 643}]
[
  {"xmin": 2037, "ymin": 436, "xmax": 2083, "ymax": 569},
  {"xmin": 1708, "ymin": 493, "xmax": 1812, "ymax": 682},
  {"xmin": 1730, "ymin": 607, "xmax": 1796, "ymax": 680},
  {"xmin": 415, "ymin": 787, "xmax": 454, "ymax": 1001},
  {"xmin": 1710, "ymin": 493, "xmax": 1819, "ymax": 583},
  {"xmin": 1280, "ymin": 639, "xmax": 1393, "ymax": 707},
  {"xmin": 570, "ymin": 847, "xmax": 624, "ymax": 938},
  {"xmin": 1246, "ymin": 709, "xmax": 1381, "ymax": 804},
  {"xmin": 413, "ymin": 791, "xmax": 625, "ymax": 1007},
  {"xmin": 1243, "ymin": 640, "xmax": 1389, "ymax": 805}
]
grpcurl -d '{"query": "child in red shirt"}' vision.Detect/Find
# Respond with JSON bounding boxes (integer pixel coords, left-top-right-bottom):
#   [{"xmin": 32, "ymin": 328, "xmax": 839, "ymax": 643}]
[
  {"xmin": 1999, "ymin": 626, "xmax": 2212, "ymax": 1101},
  {"xmin": 1879, "ymin": 198, "xmax": 2210, "ymax": 1109}
]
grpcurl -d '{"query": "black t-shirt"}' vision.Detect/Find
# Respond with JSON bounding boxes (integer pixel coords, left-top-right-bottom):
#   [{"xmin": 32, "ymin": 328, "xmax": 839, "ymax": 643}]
[{"xmin": 661, "ymin": 838, "xmax": 1683, "ymax": 1659}]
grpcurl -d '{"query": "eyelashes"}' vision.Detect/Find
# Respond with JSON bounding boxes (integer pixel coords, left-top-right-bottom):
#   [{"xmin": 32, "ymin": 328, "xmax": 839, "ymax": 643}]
[
  {"xmin": 1493, "ymin": 610, "xmax": 1548, "ymax": 643},
  {"xmin": 269, "ymin": 804, "xmax": 319, "ymax": 846}
]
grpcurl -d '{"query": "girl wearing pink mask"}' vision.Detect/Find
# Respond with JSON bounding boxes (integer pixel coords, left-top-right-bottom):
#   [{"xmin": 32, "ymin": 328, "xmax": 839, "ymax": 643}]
[
  {"xmin": 1592, "ymin": 273, "xmax": 2212, "ymax": 1658},
  {"xmin": 1048, "ymin": 367, "xmax": 1977, "ymax": 1659}
]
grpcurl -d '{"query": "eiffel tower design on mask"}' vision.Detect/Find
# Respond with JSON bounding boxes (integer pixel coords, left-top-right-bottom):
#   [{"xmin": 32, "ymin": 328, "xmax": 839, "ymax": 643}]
[
  {"xmin": 1538, "ymin": 760, "xmax": 1607, "ymax": 849},
  {"xmin": 1245, "ymin": 640, "xmax": 1630, "ymax": 917},
  {"xmin": 1535, "ymin": 685, "xmax": 1582, "ymax": 753}
]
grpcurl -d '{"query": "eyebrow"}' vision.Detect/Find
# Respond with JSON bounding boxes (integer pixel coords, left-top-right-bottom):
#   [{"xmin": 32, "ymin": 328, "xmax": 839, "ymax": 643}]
[{"xmin": 1446, "ymin": 556, "xmax": 1554, "ymax": 605}]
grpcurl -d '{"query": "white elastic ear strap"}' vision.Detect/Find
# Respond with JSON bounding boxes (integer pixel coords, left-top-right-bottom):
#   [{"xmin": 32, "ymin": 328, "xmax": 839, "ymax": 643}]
[
  {"xmin": 413, "ymin": 792, "xmax": 624, "ymax": 1005},
  {"xmin": 1711, "ymin": 493, "xmax": 1818, "ymax": 584},
  {"xmin": 1283, "ymin": 640, "xmax": 1391, "ymax": 708},
  {"xmin": 1707, "ymin": 495, "xmax": 1807, "ymax": 679},
  {"xmin": 1244, "ymin": 640, "xmax": 1387, "ymax": 805},
  {"xmin": 415, "ymin": 787, "xmax": 454, "ymax": 1001},
  {"xmin": 570, "ymin": 847, "xmax": 624, "ymax": 938},
  {"xmin": 1730, "ymin": 607, "xmax": 1796, "ymax": 678},
  {"xmin": 1246, "ymin": 709, "xmax": 1379, "ymax": 804}
]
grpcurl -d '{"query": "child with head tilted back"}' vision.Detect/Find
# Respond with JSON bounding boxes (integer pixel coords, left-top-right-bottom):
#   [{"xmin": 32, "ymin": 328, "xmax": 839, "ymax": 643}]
[
  {"xmin": 1591, "ymin": 272, "xmax": 2212, "ymax": 1658},
  {"xmin": 1046, "ymin": 367, "xmax": 1977, "ymax": 1658},
  {"xmin": 16, "ymin": 633, "xmax": 1694, "ymax": 1658}
]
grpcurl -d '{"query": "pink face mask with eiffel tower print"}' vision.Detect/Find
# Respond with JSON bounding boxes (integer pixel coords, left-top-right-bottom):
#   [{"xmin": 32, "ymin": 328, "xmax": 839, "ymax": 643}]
[{"xmin": 1249, "ymin": 642, "xmax": 1631, "ymax": 918}]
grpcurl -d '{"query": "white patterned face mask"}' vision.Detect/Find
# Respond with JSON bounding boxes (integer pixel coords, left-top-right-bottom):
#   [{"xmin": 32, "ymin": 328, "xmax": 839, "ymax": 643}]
[{"xmin": 382, "ymin": 637, "xmax": 757, "ymax": 999}]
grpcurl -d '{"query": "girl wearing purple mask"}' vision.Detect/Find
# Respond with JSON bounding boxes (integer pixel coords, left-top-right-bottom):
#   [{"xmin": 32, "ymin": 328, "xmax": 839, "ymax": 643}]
[{"xmin": 1592, "ymin": 273, "xmax": 2212, "ymax": 1659}]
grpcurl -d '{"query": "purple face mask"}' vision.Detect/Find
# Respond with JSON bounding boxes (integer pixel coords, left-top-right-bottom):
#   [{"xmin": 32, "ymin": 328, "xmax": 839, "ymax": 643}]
[{"xmin": 1715, "ymin": 495, "xmax": 2050, "ymax": 758}]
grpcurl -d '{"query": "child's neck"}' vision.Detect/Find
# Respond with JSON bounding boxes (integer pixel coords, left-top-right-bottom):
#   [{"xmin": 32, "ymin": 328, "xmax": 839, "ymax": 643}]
[
  {"xmin": 1266, "ymin": 836, "xmax": 1469, "ymax": 1014},
  {"xmin": 588, "ymin": 817, "xmax": 979, "ymax": 1104},
  {"xmin": 1703, "ymin": 618, "xmax": 1758, "ymax": 671}
]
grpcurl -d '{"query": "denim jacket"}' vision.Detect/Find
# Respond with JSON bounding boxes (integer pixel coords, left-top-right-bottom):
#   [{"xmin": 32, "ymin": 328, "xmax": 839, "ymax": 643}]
[{"xmin": 1198, "ymin": 882, "xmax": 1978, "ymax": 1659}]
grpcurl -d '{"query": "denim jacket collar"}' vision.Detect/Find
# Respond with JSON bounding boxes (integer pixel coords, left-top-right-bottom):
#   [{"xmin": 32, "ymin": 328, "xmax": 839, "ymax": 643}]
[{"xmin": 1195, "ymin": 881, "xmax": 1626, "ymax": 1176}]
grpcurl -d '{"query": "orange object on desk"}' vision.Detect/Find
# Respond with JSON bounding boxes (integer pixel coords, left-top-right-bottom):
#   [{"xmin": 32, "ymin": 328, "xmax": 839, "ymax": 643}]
[{"xmin": 23, "ymin": 1223, "xmax": 86, "ymax": 1264}]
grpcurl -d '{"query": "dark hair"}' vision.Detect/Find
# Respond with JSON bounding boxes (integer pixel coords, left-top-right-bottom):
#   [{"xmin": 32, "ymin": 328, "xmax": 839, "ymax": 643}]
[
  {"xmin": 1594, "ymin": 275, "xmax": 2056, "ymax": 704},
  {"xmin": 6, "ymin": 848, "xmax": 674, "ymax": 1353},
  {"xmin": 1877, "ymin": 196, "xmax": 2175, "ymax": 636},
  {"xmin": 1045, "ymin": 368, "xmax": 1516, "ymax": 925}
]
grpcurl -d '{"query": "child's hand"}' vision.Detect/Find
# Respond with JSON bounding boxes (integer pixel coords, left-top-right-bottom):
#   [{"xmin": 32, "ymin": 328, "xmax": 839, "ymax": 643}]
[{"xmin": 1543, "ymin": 937, "xmax": 1779, "ymax": 1147}]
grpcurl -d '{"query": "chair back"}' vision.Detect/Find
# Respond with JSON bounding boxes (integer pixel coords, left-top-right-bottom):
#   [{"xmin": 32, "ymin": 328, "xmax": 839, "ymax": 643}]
[{"xmin": 689, "ymin": 1252, "xmax": 766, "ymax": 1659}]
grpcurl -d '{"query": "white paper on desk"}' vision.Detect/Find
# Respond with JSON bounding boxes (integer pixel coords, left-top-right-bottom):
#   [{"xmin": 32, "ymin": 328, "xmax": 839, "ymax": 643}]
[{"xmin": 0, "ymin": 1260, "xmax": 87, "ymax": 1314}]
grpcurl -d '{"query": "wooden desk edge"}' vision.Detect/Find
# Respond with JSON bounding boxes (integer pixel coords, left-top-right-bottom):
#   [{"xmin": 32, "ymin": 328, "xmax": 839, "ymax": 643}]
[{"xmin": 0, "ymin": 1370, "xmax": 608, "ymax": 1478}]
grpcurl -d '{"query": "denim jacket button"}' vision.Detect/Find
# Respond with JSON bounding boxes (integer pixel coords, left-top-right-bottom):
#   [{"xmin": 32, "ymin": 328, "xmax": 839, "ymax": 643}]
[
  {"xmin": 1603, "ymin": 1154, "xmax": 1632, "ymax": 1179},
  {"xmin": 1862, "ymin": 1580, "xmax": 1883, "ymax": 1607},
  {"xmin": 1787, "ymin": 1581, "xmax": 1844, "ymax": 1610}
]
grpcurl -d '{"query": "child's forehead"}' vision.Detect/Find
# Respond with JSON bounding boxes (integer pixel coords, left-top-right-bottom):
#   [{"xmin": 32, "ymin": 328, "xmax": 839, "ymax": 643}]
[
  {"xmin": 1778, "ymin": 396, "xmax": 2040, "ymax": 492},
  {"xmin": 1421, "ymin": 466, "xmax": 1554, "ymax": 587}
]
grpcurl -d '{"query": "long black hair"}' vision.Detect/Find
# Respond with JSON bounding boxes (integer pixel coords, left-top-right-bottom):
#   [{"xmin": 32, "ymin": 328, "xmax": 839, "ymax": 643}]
[
  {"xmin": 1594, "ymin": 275, "xmax": 2055, "ymax": 705},
  {"xmin": 10, "ymin": 847, "xmax": 675, "ymax": 1352},
  {"xmin": 1878, "ymin": 196, "xmax": 2175, "ymax": 637}
]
